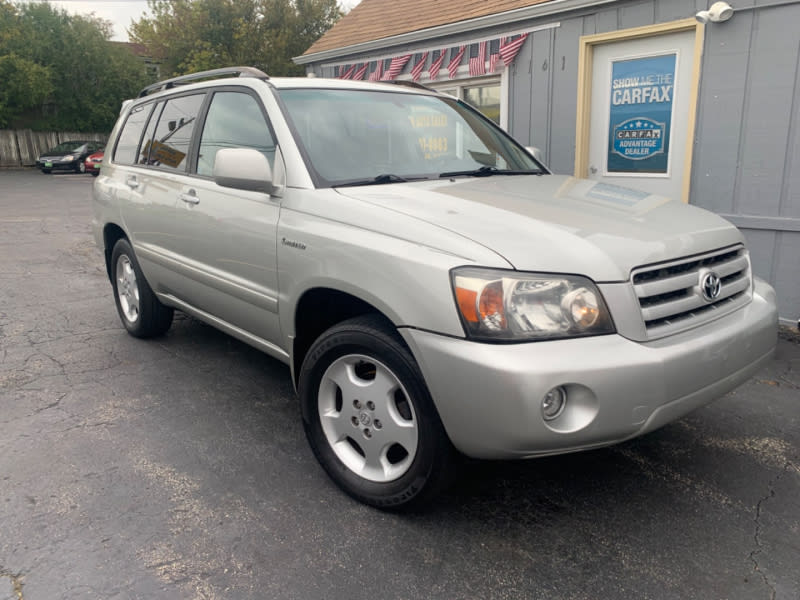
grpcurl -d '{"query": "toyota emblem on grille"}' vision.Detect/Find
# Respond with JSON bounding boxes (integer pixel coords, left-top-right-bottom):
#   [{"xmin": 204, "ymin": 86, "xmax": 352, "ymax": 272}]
[{"xmin": 701, "ymin": 271, "xmax": 722, "ymax": 302}]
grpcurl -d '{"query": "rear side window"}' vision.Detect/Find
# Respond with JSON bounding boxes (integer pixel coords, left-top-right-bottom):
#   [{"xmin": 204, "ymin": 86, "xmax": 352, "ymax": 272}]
[
  {"xmin": 197, "ymin": 91, "xmax": 275, "ymax": 177},
  {"xmin": 142, "ymin": 93, "xmax": 205, "ymax": 172},
  {"xmin": 114, "ymin": 103, "xmax": 153, "ymax": 164}
]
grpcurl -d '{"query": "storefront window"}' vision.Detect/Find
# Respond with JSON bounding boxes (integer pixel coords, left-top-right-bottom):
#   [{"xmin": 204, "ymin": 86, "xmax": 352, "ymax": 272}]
[
  {"xmin": 464, "ymin": 83, "xmax": 501, "ymax": 124},
  {"xmin": 431, "ymin": 78, "xmax": 502, "ymax": 126}
]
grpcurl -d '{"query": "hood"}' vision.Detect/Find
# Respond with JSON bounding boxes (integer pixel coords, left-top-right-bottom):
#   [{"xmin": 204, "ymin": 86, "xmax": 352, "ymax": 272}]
[{"xmin": 335, "ymin": 175, "xmax": 744, "ymax": 282}]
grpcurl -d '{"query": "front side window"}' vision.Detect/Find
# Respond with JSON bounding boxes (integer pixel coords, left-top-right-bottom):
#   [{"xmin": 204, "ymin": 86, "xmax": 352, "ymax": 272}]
[
  {"xmin": 278, "ymin": 88, "xmax": 539, "ymax": 187},
  {"xmin": 142, "ymin": 93, "xmax": 205, "ymax": 171},
  {"xmin": 197, "ymin": 91, "xmax": 275, "ymax": 177}
]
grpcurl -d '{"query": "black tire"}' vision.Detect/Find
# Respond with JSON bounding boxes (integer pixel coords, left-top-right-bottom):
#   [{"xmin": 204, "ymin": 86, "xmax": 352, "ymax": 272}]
[
  {"xmin": 110, "ymin": 238, "xmax": 173, "ymax": 338},
  {"xmin": 91, "ymin": 170, "xmax": 99, "ymax": 177},
  {"xmin": 76, "ymin": 160, "xmax": 86, "ymax": 174},
  {"xmin": 299, "ymin": 314, "xmax": 457, "ymax": 510},
  {"xmin": 41, "ymin": 169, "xmax": 51, "ymax": 174}
]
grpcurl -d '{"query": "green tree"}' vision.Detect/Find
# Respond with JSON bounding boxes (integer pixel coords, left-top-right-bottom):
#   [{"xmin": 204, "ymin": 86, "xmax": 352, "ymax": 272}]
[
  {"xmin": 130, "ymin": 0, "xmax": 341, "ymax": 78},
  {"xmin": 0, "ymin": 54, "xmax": 52, "ymax": 128},
  {"xmin": 0, "ymin": 1, "xmax": 152, "ymax": 131}
]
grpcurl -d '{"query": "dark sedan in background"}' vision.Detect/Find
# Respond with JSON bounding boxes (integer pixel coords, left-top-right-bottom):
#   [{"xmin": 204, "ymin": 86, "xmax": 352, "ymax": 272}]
[{"xmin": 36, "ymin": 141, "xmax": 104, "ymax": 174}]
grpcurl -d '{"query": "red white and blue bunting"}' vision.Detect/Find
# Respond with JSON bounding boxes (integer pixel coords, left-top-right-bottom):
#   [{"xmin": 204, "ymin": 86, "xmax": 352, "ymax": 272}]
[{"xmin": 332, "ymin": 29, "xmax": 538, "ymax": 81}]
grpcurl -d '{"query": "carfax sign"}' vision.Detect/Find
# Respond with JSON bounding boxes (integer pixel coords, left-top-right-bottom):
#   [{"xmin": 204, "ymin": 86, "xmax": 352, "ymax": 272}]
[{"xmin": 607, "ymin": 53, "xmax": 676, "ymax": 175}]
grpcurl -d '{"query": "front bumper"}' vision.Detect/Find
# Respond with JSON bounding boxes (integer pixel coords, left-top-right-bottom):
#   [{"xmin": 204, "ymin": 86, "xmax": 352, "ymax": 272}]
[
  {"xmin": 37, "ymin": 158, "xmax": 77, "ymax": 170},
  {"xmin": 402, "ymin": 278, "xmax": 778, "ymax": 459}
]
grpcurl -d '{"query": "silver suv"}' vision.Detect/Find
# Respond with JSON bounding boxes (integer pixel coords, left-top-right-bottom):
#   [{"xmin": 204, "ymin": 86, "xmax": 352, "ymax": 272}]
[{"xmin": 93, "ymin": 67, "xmax": 778, "ymax": 509}]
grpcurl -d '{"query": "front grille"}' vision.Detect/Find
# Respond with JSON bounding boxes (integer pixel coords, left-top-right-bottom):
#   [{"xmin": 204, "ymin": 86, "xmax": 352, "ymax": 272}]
[{"xmin": 632, "ymin": 245, "xmax": 751, "ymax": 339}]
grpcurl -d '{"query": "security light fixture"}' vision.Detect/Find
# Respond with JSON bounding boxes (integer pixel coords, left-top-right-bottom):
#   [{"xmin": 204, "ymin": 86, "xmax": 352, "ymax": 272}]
[{"xmin": 696, "ymin": 1, "xmax": 734, "ymax": 23}]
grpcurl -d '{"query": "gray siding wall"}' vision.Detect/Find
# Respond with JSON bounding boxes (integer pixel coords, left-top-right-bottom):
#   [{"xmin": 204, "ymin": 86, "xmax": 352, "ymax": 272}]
[
  {"xmin": 691, "ymin": 2, "xmax": 800, "ymax": 326},
  {"xmin": 506, "ymin": 0, "xmax": 799, "ymax": 323},
  {"xmin": 304, "ymin": 0, "xmax": 800, "ymax": 323}
]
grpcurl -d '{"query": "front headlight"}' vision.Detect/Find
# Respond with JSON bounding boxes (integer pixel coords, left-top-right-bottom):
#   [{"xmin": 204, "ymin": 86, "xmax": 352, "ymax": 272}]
[
  {"xmin": 63, "ymin": 155, "xmax": 75, "ymax": 162},
  {"xmin": 452, "ymin": 267, "xmax": 615, "ymax": 342}
]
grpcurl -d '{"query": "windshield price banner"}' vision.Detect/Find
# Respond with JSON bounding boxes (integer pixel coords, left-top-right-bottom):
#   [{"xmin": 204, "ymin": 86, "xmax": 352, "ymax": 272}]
[{"xmin": 607, "ymin": 53, "xmax": 676, "ymax": 175}]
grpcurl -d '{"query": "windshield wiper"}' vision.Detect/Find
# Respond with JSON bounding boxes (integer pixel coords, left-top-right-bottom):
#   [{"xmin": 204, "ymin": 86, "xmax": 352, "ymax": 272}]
[
  {"xmin": 334, "ymin": 174, "xmax": 424, "ymax": 187},
  {"xmin": 439, "ymin": 166, "xmax": 544, "ymax": 178}
]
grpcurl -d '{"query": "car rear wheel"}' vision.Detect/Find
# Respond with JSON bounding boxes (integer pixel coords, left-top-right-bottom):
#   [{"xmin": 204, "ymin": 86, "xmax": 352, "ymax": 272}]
[
  {"xmin": 299, "ymin": 315, "xmax": 456, "ymax": 510},
  {"xmin": 110, "ymin": 238, "xmax": 173, "ymax": 338}
]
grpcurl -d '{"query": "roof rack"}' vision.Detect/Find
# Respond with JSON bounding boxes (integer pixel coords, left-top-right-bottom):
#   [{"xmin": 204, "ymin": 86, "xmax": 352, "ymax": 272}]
[
  {"xmin": 138, "ymin": 66, "xmax": 269, "ymax": 98},
  {"xmin": 385, "ymin": 80, "xmax": 438, "ymax": 93}
]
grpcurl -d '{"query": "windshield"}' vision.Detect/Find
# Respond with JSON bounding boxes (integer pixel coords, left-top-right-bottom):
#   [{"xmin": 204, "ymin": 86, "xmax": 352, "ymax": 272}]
[
  {"xmin": 277, "ymin": 88, "xmax": 543, "ymax": 186},
  {"xmin": 49, "ymin": 142, "xmax": 86, "ymax": 154}
]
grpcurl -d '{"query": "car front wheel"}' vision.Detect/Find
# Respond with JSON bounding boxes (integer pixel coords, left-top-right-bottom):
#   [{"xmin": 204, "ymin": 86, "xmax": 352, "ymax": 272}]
[
  {"xmin": 299, "ymin": 315, "xmax": 456, "ymax": 510},
  {"xmin": 110, "ymin": 238, "xmax": 173, "ymax": 338}
]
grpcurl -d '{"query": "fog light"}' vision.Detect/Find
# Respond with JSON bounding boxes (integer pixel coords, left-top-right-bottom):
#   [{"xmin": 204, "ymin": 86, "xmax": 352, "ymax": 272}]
[{"xmin": 542, "ymin": 386, "xmax": 567, "ymax": 421}]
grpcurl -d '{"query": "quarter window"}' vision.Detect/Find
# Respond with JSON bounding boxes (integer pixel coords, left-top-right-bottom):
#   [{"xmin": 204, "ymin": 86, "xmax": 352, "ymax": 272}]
[
  {"xmin": 197, "ymin": 91, "xmax": 275, "ymax": 177},
  {"xmin": 114, "ymin": 103, "xmax": 153, "ymax": 165},
  {"xmin": 138, "ymin": 101, "xmax": 164, "ymax": 165}
]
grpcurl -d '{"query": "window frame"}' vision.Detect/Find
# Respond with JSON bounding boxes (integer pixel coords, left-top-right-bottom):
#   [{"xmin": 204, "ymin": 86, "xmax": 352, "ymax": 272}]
[{"xmin": 190, "ymin": 86, "xmax": 279, "ymax": 179}]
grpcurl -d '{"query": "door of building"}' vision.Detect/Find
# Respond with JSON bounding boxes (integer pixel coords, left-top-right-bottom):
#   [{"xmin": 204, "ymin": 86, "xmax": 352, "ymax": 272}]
[{"xmin": 576, "ymin": 20, "xmax": 704, "ymax": 202}]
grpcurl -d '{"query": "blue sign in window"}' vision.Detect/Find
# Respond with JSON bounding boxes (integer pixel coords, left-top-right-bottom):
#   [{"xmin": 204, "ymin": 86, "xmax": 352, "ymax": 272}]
[{"xmin": 607, "ymin": 53, "xmax": 676, "ymax": 174}]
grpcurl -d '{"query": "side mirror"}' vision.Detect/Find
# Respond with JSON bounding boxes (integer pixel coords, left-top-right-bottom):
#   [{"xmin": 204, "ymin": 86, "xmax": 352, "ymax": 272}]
[
  {"xmin": 213, "ymin": 148, "xmax": 274, "ymax": 194},
  {"xmin": 525, "ymin": 146, "xmax": 544, "ymax": 163}
]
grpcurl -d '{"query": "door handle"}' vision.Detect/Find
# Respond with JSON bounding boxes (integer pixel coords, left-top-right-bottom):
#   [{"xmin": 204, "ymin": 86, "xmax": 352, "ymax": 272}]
[
  {"xmin": 126, "ymin": 176, "xmax": 139, "ymax": 189},
  {"xmin": 179, "ymin": 192, "xmax": 200, "ymax": 205}
]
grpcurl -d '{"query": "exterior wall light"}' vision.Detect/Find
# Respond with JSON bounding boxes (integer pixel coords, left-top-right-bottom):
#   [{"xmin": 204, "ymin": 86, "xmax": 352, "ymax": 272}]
[{"xmin": 696, "ymin": 1, "xmax": 734, "ymax": 23}]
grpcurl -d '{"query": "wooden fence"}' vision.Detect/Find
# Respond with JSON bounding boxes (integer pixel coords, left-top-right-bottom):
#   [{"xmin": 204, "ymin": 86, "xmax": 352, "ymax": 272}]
[{"xmin": 0, "ymin": 130, "xmax": 108, "ymax": 168}]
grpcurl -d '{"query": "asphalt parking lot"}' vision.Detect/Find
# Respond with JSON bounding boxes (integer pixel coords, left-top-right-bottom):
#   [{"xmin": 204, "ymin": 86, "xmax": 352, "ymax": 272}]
[{"xmin": 1, "ymin": 168, "xmax": 798, "ymax": 600}]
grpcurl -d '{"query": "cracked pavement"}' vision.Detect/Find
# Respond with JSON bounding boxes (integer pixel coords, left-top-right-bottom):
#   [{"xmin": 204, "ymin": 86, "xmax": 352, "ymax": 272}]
[{"xmin": 1, "ymin": 169, "xmax": 798, "ymax": 599}]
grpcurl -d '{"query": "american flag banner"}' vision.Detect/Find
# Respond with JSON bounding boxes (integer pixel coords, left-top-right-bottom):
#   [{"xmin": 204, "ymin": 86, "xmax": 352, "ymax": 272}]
[
  {"xmin": 410, "ymin": 51, "xmax": 429, "ymax": 82},
  {"xmin": 368, "ymin": 59, "xmax": 383, "ymax": 81},
  {"xmin": 339, "ymin": 64, "xmax": 356, "ymax": 80},
  {"xmin": 447, "ymin": 45, "xmax": 466, "ymax": 79},
  {"xmin": 382, "ymin": 54, "xmax": 411, "ymax": 80},
  {"xmin": 468, "ymin": 41, "xmax": 486, "ymax": 76},
  {"xmin": 429, "ymin": 49, "xmax": 446, "ymax": 81},
  {"xmin": 352, "ymin": 63, "xmax": 368, "ymax": 80},
  {"xmin": 499, "ymin": 33, "xmax": 529, "ymax": 68},
  {"xmin": 488, "ymin": 39, "xmax": 501, "ymax": 73}
]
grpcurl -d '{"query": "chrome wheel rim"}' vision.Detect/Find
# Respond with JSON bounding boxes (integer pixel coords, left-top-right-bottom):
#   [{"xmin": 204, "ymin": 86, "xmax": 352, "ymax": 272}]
[
  {"xmin": 318, "ymin": 354, "xmax": 418, "ymax": 483},
  {"xmin": 116, "ymin": 255, "xmax": 140, "ymax": 323}
]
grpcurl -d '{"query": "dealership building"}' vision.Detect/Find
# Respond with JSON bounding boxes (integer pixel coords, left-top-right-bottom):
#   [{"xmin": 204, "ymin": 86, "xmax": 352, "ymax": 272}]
[{"xmin": 295, "ymin": 0, "xmax": 800, "ymax": 326}]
